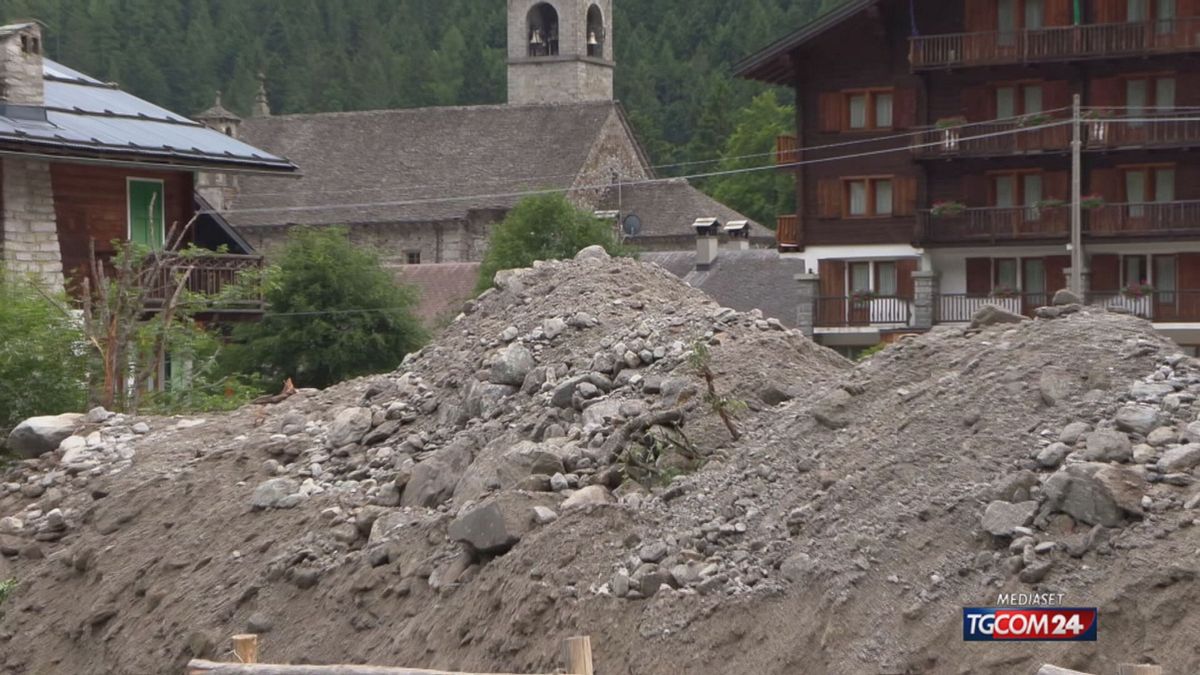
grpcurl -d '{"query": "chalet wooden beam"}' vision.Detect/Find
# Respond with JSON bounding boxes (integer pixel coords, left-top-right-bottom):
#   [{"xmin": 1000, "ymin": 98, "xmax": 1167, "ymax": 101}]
[{"xmin": 186, "ymin": 662, "xmax": 549, "ymax": 675}]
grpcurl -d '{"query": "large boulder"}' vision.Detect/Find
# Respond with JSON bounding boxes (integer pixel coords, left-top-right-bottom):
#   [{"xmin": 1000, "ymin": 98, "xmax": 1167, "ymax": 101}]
[
  {"xmin": 1114, "ymin": 404, "xmax": 1162, "ymax": 436},
  {"xmin": 575, "ymin": 245, "xmax": 610, "ymax": 262},
  {"xmin": 562, "ymin": 485, "xmax": 613, "ymax": 509},
  {"xmin": 489, "ymin": 345, "xmax": 536, "ymax": 386},
  {"xmin": 6, "ymin": 414, "xmax": 84, "ymax": 459},
  {"xmin": 1082, "ymin": 430, "xmax": 1132, "ymax": 463},
  {"xmin": 448, "ymin": 494, "xmax": 544, "ymax": 555},
  {"xmin": 1052, "ymin": 289, "xmax": 1083, "ymax": 306},
  {"xmin": 1158, "ymin": 444, "xmax": 1200, "ymax": 473},
  {"xmin": 402, "ymin": 438, "xmax": 476, "ymax": 508},
  {"xmin": 812, "ymin": 389, "xmax": 854, "ymax": 430},
  {"xmin": 970, "ymin": 305, "xmax": 1027, "ymax": 329},
  {"xmin": 250, "ymin": 478, "xmax": 300, "ymax": 510},
  {"xmin": 327, "ymin": 407, "xmax": 373, "ymax": 448},
  {"xmin": 981, "ymin": 500, "xmax": 1038, "ymax": 537},
  {"xmin": 1042, "ymin": 464, "xmax": 1146, "ymax": 527},
  {"xmin": 1038, "ymin": 369, "xmax": 1074, "ymax": 406},
  {"xmin": 496, "ymin": 441, "xmax": 564, "ymax": 486}
]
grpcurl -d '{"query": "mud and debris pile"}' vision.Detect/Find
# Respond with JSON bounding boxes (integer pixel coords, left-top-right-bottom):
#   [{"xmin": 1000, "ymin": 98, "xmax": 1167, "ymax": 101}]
[{"xmin": 1, "ymin": 249, "xmax": 1198, "ymax": 675}]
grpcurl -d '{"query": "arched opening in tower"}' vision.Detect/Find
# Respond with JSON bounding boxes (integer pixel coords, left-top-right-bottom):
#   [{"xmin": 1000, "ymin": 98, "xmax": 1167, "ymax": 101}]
[
  {"xmin": 587, "ymin": 4, "xmax": 604, "ymax": 58},
  {"xmin": 527, "ymin": 3, "xmax": 560, "ymax": 57}
]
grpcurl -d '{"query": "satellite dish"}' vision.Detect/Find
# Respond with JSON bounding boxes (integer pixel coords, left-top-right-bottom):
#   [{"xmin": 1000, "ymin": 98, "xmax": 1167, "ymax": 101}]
[{"xmin": 622, "ymin": 214, "xmax": 642, "ymax": 236}]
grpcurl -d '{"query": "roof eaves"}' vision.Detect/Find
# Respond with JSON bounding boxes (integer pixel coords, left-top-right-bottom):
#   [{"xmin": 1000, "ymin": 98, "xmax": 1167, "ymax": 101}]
[{"xmin": 733, "ymin": 0, "xmax": 880, "ymax": 80}]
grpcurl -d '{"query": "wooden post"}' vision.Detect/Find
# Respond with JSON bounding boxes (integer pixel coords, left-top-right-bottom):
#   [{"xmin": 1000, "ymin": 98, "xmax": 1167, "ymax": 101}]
[
  {"xmin": 232, "ymin": 635, "xmax": 259, "ymax": 665},
  {"xmin": 1117, "ymin": 666, "xmax": 1163, "ymax": 675},
  {"xmin": 561, "ymin": 636, "xmax": 593, "ymax": 675}
]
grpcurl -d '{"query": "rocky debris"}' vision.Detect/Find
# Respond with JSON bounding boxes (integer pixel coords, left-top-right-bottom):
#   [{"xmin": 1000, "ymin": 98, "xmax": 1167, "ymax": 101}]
[
  {"xmin": 489, "ymin": 345, "xmax": 536, "ymax": 386},
  {"xmin": 970, "ymin": 304, "xmax": 1027, "ymax": 328},
  {"xmin": 250, "ymin": 478, "xmax": 302, "ymax": 510},
  {"xmin": 562, "ymin": 485, "xmax": 613, "ymax": 509},
  {"xmin": 1053, "ymin": 289, "xmax": 1083, "ymax": 306},
  {"xmin": 812, "ymin": 388, "xmax": 854, "ymax": 430},
  {"xmin": 1114, "ymin": 404, "xmax": 1162, "ymax": 435},
  {"xmin": 1042, "ymin": 464, "xmax": 1145, "ymax": 527},
  {"xmin": 327, "ymin": 407, "xmax": 373, "ymax": 447},
  {"xmin": 1158, "ymin": 444, "xmax": 1200, "ymax": 473},
  {"xmin": 981, "ymin": 500, "xmax": 1038, "ymax": 537},
  {"xmin": 6, "ymin": 414, "xmax": 83, "ymax": 459},
  {"xmin": 1082, "ymin": 430, "xmax": 1132, "ymax": 463}
]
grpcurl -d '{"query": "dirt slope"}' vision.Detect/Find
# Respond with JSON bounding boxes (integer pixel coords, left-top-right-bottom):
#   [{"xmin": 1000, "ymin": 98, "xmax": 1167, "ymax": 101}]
[{"xmin": 1, "ymin": 251, "xmax": 1198, "ymax": 675}]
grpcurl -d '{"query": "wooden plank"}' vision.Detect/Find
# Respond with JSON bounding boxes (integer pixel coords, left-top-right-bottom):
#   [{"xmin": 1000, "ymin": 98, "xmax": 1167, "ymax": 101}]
[
  {"xmin": 1036, "ymin": 667, "xmax": 1094, "ymax": 675},
  {"xmin": 1117, "ymin": 666, "xmax": 1163, "ymax": 675},
  {"xmin": 232, "ymin": 635, "xmax": 259, "ymax": 664},
  {"xmin": 560, "ymin": 636, "xmax": 593, "ymax": 675},
  {"xmin": 186, "ymin": 661, "xmax": 550, "ymax": 675}
]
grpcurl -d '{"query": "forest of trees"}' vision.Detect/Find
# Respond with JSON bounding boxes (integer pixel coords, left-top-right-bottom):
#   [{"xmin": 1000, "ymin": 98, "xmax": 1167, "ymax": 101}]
[{"xmin": 0, "ymin": 0, "xmax": 843, "ymax": 224}]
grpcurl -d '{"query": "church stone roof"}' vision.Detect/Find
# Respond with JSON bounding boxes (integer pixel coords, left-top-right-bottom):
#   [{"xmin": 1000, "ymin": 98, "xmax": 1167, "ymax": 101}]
[
  {"xmin": 599, "ymin": 178, "xmax": 770, "ymax": 242},
  {"xmin": 230, "ymin": 100, "xmax": 639, "ymax": 228}
]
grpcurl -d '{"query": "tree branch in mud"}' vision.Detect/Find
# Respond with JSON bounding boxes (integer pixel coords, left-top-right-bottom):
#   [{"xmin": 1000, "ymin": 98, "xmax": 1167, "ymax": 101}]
[{"xmin": 688, "ymin": 341, "xmax": 745, "ymax": 441}]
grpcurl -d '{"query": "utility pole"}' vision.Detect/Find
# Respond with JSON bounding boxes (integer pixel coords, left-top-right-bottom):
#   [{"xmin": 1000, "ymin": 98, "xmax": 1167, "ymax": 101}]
[{"xmin": 1070, "ymin": 93, "xmax": 1084, "ymax": 296}]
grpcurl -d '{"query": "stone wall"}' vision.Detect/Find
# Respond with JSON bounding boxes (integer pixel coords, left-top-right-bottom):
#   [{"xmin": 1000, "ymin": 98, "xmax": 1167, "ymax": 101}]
[
  {"xmin": 569, "ymin": 107, "xmax": 650, "ymax": 209},
  {"xmin": 239, "ymin": 216, "xmax": 492, "ymax": 266},
  {"xmin": 508, "ymin": 58, "xmax": 613, "ymax": 105},
  {"xmin": 0, "ymin": 25, "xmax": 44, "ymax": 106},
  {"xmin": 2, "ymin": 158, "xmax": 63, "ymax": 290}
]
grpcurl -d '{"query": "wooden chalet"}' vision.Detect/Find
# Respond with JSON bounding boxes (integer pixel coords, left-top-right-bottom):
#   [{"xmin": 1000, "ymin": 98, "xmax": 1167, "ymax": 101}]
[
  {"xmin": 0, "ymin": 22, "xmax": 297, "ymax": 318},
  {"xmin": 738, "ymin": 0, "xmax": 1200, "ymax": 354}
]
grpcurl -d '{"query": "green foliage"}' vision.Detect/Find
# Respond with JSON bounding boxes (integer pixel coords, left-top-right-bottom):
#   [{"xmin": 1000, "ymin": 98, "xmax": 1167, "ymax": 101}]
[
  {"xmin": 0, "ymin": 273, "xmax": 88, "ymax": 433},
  {"xmin": 856, "ymin": 342, "xmax": 888, "ymax": 361},
  {"xmin": 0, "ymin": 578, "xmax": 15, "ymax": 609},
  {"xmin": 617, "ymin": 425, "xmax": 701, "ymax": 489},
  {"xmin": 689, "ymin": 340, "xmax": 745, "ymax": 440},
  {"xmin": 704, "ymin": 91, "xmax": 797, "ymax": 228},
  {"xmin": 476, "ymin": 194, "xmax": 631, "ymax": 293},
  {"xmin": 222, "ymin": 227, "xmax": 428, "ymax": 389}
]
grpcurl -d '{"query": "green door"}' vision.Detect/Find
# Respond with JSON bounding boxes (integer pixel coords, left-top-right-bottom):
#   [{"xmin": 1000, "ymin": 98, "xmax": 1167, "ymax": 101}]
[{"xmin": 128, "ymin": 179, "xmax": 165, "ymax": 247}]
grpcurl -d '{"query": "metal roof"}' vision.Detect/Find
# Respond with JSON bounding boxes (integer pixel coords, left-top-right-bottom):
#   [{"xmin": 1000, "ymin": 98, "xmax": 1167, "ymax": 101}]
[
  {"xmin": 0, "ymin": 59, "xmax": 296, "ymax": 174},
  {"xmin": 734, "ymin": 0, "xmax": 880, "ymax": 84}
]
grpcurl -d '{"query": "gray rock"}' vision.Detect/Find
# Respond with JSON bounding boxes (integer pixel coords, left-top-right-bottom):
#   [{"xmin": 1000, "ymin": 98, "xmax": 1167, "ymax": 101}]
[
  {"xmin": 1019, "ymin": 560, "xmax": 1053, "ymax": 584},
  {"xmin": 131, "ymin": 422, "xmax": 150, "ymax": 435},
  {"xmin": 1147, "ymin": 427, "xmax": 1178, "ymax": 447},
  {"xmin": 1052, "ymin": 289, "xmax": 1082, "ymax": 306},
  {"xmin": 489, "ymin": 345, "xmax": 536, "ymax": 386},
  {"xmin": 562, "ymin": 485, "xmax": 612, "ymax": 509},
  {"xmin": 1038, "ymin": 369, "xmax": 1073, "ymax": 406},
  {"xmin": 448, "ymin": 502, "xmax": 523, "ymax": 554},
  {"xmin": 531, "ymin": 506, "xmax": 558, "ymax": 524},
  {"xmin": 610, "ymin": 571, "xmax": 630, "ymax": 597},
  {"xmin": 1036, "ymin": 443, "xmax": 1072, "ymax": 469},
  {"xmin": 1115, "ymin": 404, "xmax": 1161, "ymax": 436},
  {"xmin": 638, "ymin": 541, "xmax": 669, "ymax": 563},
  {"xmin": 542, "ymin": 317, "xmax": 567, "ymax": 340},
  {"xmin": 463, "ymin": 382, "xmax": 518, "ymax": 420},
  {"xmin": 83, "ymin": 407, "xmax": 113, "ymax": 424},
  {"xmin": 1131, "ymin": 382, "xmax": 1176, "ymax": 401},
  {"xmin": 499, "ymin": 326, "xmax": 519, "ymax": 343},
  {"xmin": 636, "ymin": 571, "xmax": 675, "ymax": 598},
  {"xmin": 327, "ymin": 407, "xmax": 372, "ymax": 448},
  {"xmin": 550, "ymin": 473, "xmax": 570, "ymax": 492},
  {"xmin": 1157, "ymin": 444, "xmax": 1200, "ymax": 473},
  {"xmin": 1132, "ymin": 444, "xmax": 1158, "ymax": 464},
  {"xmin": 1059, "ymin": 422, "xmax": 1092, "ymax": 445},
  {"xmin": 990, "ymin": 471, "xmax": 1039, "ymax": 502},
  {"xmin": 1042, "ymin": 464, "xmax": 1146, "ymax": 527},
  {"xmin": 759, "ymin": 384, "xmax": 795, "ymax": 406},
  {"xmin": 981, "ymin": 501, "xmax": 1038, "ymax": 537},
  {"xmin": 247, "ymin": 613, "xmax": 274, "ymax": 634},
  {"xmin": 1183, "ymin": 421, "xmax": 1200, "ymax": 443},
  {"xmin": 498, "ymin": 442, "xmax": 565, "ymax": 486},
  {"xmin": 575, "ymin": 245, "xmax": 610, "ymax": 261},
  {"xmin": 6, "ymin": 414, "xmax": 84, "ymax": 459},
  {"xmin": 250, "ymin": 478, "xmax": 299, "ymax": 510},
  {"xmin": 279, "ymin": 412, "xmax": 307, "ymax": 436},
  {"xmin": 780, "ymin": 552, "xmax": 815, "ymax": 583},
  {"xmin": 1083, "ymin": 430, "xmax": 1132, "ymax": 463},
  {"xmin": 971, "ymin": 305, "xmax": 1027, "ymax": 328},
  {"xmin": 401, "ymin": 438, "xmax": 475, "ymax": 508},
  {"xmin": 367, "ymin": 511, "xmax": 415, "ymax": 546},
  {"xmin": 812, "ymin": 389, "xmax": 854, "ymax": 430}
]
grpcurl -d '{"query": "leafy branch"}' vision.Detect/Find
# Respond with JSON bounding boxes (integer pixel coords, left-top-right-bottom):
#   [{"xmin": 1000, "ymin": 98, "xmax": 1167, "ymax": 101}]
[{"xmin": 688, "ymin": 341, "xmax": 746, "ymax": 441}]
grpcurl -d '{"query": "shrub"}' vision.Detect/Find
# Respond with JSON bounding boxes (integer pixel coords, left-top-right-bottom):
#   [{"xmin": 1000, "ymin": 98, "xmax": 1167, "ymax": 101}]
[
  {"xmin": 476, "ymin": 193, "xmax": 630, "ymax": 293},
  {"xmin": 0, "ymin": 274, "xmax": 88, "ymax": 434},
  {"xmin": 222, "ymin": 227, "xmax": 428, "ymax": 389}
]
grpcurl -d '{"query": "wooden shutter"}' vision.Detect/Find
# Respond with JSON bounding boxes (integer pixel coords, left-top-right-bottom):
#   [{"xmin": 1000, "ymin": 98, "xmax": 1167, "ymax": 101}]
[
  {"xmin": 817, "ymin": 178, "xmax": 843, "ymax": 218},
  {"xmin": 896, "ymin": 259, "xmax": 918, "ymax": 300},
  {"xmin": 1089, "ymin": 168, "xmax": 1122, "ymax": 201},
  {"xmin": 1044, "ymin": 170, "xmax": 1070, "ymax": 200},
  {"xmin": 1090, "ymin": 77, "xmax": 1123, "ymax": 108},
  {"xmin": 1091, "ymin": 254, "xmax": 1120, "ymax": 292},
  {"xmin": 893, "ymin": 175, "xmax": 918, "ymax": 216},
  {"xmin": 1094, "ymin": 0, "xmax": 1126, "ymax": 23},
  {"xmin": 893, "ymin": 88, "xmax": 919, "ymax": 129},
  {"xmin": 818, "ymin": 259, "xmax": 847, "ymax": 325},
  {"xmin": 965, "ymin": 0, "xmax": 998, "ymax": 32},
  {"xmin": 962, "ymin": 86, "xmax": 993, "ymax": 122},
  {"xmin": 967, "ymin": 258, "xmax": 992, "ymax": 295},
  {"xmin": 1045, "ymin": 255, "xmax": 1071, "ymax": 295},
  {"xmin": 1177, "ymin": 71, "xmax": 1200, "ymax": 107},
  {"xmin": 963, "ymin": 174, "xmax": 989, "ymax": 207},
  {"xmin": 819, "ymin": 93, "xmax": 844, "ymax": 133},
  {"xmin": 1046, "ymin": 0, "xmax": 1073, "ymax": 25},
  {"xmin": 1181, "ymin": 0, "xmax": 1200, "ymax": 17},
  {"xmin": 1043, "ymin": 80, "xmax": 1072, "ymax": 113}
]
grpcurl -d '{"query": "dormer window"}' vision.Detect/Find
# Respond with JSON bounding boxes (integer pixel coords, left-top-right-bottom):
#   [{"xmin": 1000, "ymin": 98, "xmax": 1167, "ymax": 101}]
[
  {"xmin": 587, "ymin": 4, "xmax": 605, "ymax": 58},
  {"xmin": 528, "ymin": 3, "xmax": 560, "ymax": 57}
]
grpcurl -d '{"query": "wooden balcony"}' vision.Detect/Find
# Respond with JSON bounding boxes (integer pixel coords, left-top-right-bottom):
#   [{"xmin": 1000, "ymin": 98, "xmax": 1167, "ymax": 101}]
[
  {"xmin": 1087, "ymin": 201, "xmax": 1200, "ymax": 238},
  {"xmin": 910, "ymin": 18, "xmax": 1200, "ymax": 70},
  {"xmin": 775, "ymin": 134, "xmax": 799, "ymax": 167},
  {"xmin": 918, "ymin": 206, "xmax": 1070, "ymax": 245},
  {"xmin": 777, "ymin": 214, "xmax": 800, "ymax": 249},
  {"xmin": 144, "ymin": 253, "xmax": 266, "ymax": 315},
  {"xmin": 1086, "ymin": 291, "xmax": 1200, "ymax": 322},
  {"xmin": 816, "ymin": 296, "xmax": 912, "ymax": 328},
  {"xmin": 916, "ymin": 113, "xmax": 1200, "ymax": 159}
]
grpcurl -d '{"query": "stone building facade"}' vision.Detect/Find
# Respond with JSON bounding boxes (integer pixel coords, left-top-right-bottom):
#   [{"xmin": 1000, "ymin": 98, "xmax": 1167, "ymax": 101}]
[{"xmin": 506, "ymin": 0, "xmax": 614, "ymax": 105}]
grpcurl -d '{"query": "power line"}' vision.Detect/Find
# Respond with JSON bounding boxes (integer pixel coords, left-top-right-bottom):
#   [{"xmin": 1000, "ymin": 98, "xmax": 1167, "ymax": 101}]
[{"xmin": 203, "ymin": 118, "xmax": 1081, "ymax": 218}]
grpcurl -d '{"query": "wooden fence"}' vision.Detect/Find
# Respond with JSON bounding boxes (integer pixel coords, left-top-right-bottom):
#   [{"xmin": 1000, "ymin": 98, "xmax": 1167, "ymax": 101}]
[{"xmin": 187, "ymin": 635, "xmax": 594, "ymax": 675}]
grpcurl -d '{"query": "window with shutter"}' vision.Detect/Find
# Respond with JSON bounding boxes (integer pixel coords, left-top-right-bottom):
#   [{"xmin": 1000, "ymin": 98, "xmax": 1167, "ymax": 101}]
[{"xmin": 966, "ymin": 258, "xmax": 993, "ymax": 295}]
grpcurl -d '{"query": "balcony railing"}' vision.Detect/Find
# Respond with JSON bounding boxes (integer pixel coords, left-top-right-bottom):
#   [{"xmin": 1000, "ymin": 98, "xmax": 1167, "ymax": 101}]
[
  {"xmin": 910, "ymin": 19, "xmax": 1200, "ymax": 70},
  {"xmin": 775, "ymin": 134, "xmax": 799, "ymax": 166},
  {"xmin": 144, "ymin": 253, "xmax": 266, "ymax": 314},
  {"xmin": 915, "ymin": 112, "xmax": 1200, "ymax": 159},
  {"xmin": 815, "ymin": 296, "xmax": 912, "ymax": 328},
  {"xmin": 936, "ymin": 294, "xmax": 1049, "ymax": 322},
  {"xmin": 1088, "ymin": 200, "xmax": 1200, "ymax": 237},
  {"xmin": 1086, "ymin": 291, "xmax": 1200, "ymax": 322},
  {"xmin": 777, "ymin": 214, "xmax": 800, "ymax": 248},
  {"xmin": 919, "ymin": 206, "xmax": 1070, "ymax": 244}
]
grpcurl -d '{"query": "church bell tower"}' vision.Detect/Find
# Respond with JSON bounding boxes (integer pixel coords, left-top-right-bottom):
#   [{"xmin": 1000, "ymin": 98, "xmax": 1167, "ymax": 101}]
[{"xmin": 507, "ymin": 0, "xmax": 614, "ymax": 105}]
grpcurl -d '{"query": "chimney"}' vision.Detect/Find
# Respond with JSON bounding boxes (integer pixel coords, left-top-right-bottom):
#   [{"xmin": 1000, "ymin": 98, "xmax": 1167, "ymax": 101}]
[
  {"xmin": 724, "ymin": 220, "xmax": 751, "ymax": 251},
  {"xmin": 253, "ymin": 72, "xmax": 271, "ymax": 117},
  {"xmin": 692, "ymin": 217, "xmax": 722, "ymax": 269},
  {"xmin": 0, "ymin": 22, "xmax": 44, "ymax": 110}
]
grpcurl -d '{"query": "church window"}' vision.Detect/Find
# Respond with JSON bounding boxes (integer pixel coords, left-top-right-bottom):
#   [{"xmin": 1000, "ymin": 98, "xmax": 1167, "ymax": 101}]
[
  {"xmin": 587, "ymin": 5, "xmax": 605, "ymax": 58},
  {"xmin": 528, "ymin": 3, "xmax": 560, "ymax": 57}
]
